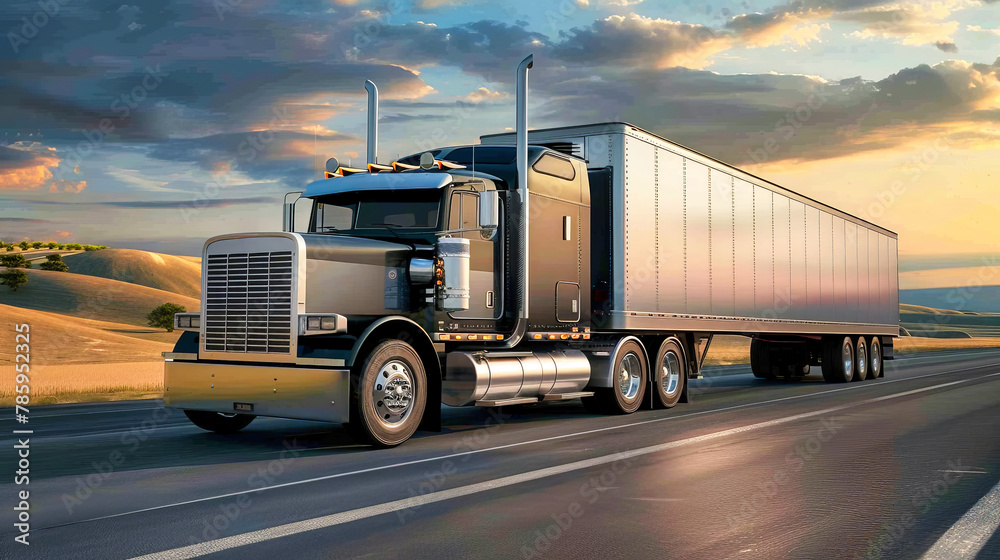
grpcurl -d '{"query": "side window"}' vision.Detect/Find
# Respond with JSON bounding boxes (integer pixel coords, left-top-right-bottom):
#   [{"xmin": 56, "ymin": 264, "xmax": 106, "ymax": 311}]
[
  {"xmin": 449, "ymin": 191, "xmax": 479, "ymax": 237},
  {"xmin": 314, "ymin": 202, "xmax": 354, "ymax": 232}
]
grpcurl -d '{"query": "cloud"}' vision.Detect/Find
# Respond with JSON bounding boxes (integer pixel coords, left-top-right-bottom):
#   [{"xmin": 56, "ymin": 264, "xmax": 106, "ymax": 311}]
[
  {"xmin": 0, "ymin": 142, "xmax": 61, "ymax": 191},
  {"xmin": 936, "ymin": 41, "xmax": 959, "ymax": 53},
  {"xmin": 464, "ymin": 87, "xmax": 510, "ymax": 103},
  {"xmin": 23, "ymin": 197, "xmax": 277, "ymax": 209},
  {"xmin": 553, "ymin": 14, "xmax": 731, "ymax": 70},
  {"xmin": 529, "ymin": 58, "xmax": 1000, "ymax": 166},
  {"xmin": 49, "ymin": 180, "xmax": 87, "ymax": 193},
  {"xmin": 55, "ymin": 230, "xmax": 74, "ymax": 238},
  {"xmin": 837, "ymin": 2, "xmax": 962, "ymax": 47},
  {"xmin": 726, "ymin": 10, "xmax": 832, "ymax": 48}
]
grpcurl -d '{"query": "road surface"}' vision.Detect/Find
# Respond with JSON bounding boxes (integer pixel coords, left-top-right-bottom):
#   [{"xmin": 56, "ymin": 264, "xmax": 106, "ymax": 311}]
[{"xmin": 3, "ymin": 348, "xmax": 1000, "ymax": 559}]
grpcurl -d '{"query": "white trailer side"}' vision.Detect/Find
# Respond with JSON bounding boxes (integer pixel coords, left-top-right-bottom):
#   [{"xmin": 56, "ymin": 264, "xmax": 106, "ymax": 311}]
[{"xmin": 483, "ymin": 122, "xmax": 898, "ymax": 338}]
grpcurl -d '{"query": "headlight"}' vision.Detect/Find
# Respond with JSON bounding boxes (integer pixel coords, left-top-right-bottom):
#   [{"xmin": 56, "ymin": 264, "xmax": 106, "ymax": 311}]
[
  {"xmin": 299, "ymin": 314, "xmax": 347, "ymax": 336},
  {"xmin": 173, "ymin": 313, "xmax": 201, "ymax": 331}
]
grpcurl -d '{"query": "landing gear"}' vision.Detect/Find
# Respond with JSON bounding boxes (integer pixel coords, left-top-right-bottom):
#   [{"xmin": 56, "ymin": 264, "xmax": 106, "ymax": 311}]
[{"xmin": 351, "ymin": 340, "xmax": 427, "ymax": 447}]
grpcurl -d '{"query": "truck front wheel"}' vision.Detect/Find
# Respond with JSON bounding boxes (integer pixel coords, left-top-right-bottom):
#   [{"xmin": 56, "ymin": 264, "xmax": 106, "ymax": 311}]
[
  {"xmin": 184, "ymin": 410, "xmax": 256, "ymax": 433},
  {"xmin": 350, "ymin": 339, "xmax": 427, "ymax": 447}
]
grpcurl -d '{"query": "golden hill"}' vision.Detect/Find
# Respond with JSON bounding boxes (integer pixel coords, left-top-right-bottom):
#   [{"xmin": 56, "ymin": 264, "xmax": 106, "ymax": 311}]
[
  {"xmin": 0, "ymin": 268, "xmax": 200, "ymax": 326},
  {"xmin": 0, "ymin": 303, "xmax": 179, "ymax": 365},
  {"xmin": 61, "ymin": 248, "xmax": 202, "ymax": 298}
]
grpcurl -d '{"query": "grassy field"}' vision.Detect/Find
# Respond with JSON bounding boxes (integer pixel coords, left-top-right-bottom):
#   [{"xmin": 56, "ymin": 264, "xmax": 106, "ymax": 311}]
[
  {"xmin": 899, "ymin": 303, "xmax": 1000, "ymax": 338},
  {"xmin": 0, "ymin": 362, "xmax": 163, "ymax": 406},
  {"xmin": 62, "ymin": 248, "xmax": 202, "ymax": 298},
  {"xmin": 0, "ymin": 268, "xmax": 199, "ymax": 326}
]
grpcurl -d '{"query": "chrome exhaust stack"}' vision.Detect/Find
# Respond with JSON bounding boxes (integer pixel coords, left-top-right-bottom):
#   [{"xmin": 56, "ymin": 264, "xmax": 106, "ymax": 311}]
[
  {"xmin": 499, "ymin": 54, "xmax": 533, "ymax": 348},
  {"xmin": 364, "ymin": 79, "xmax": 379, "ymax": 164}
]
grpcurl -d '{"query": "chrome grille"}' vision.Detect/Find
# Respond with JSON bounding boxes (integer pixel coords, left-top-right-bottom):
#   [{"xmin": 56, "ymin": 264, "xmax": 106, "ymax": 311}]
[{"xmin": 204, "ymin": 251, "xmax": 294, "ymax": 354}]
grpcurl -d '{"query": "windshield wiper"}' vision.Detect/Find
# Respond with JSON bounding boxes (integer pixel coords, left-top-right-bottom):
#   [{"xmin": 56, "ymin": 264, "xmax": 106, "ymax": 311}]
[{"xmin": 368, "ymin": 222, "xmax": 403, "ymax": 239}]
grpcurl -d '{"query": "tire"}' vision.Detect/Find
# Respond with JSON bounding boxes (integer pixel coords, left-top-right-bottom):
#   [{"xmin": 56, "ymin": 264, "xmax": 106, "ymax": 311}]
[
  {"xmin": 853, "ymin": 337, "xmax": 868, "ymax": 382},
  {"xmin": 822, "ymin": 336, "xmax": 855, "ymax": 383},
  {"xmin": 596, "ymin": 338, "xmax": 647, "ymax": 414},
  {"xmin": 350, "ymin": 339, "xmax": 427, "ymax": 447},
  {"xmin": 869, "ymin": 337, "xmax": 883, "ymax": 380},
  {"xmin": 184, "ymin": 410, "xmax": 256, "ymax": 433},
  {"xmin": 653, "ymin": 339, "xmax": 686, "ymax": 408},
  {"xmin": 750, "ymin": 339, "xmax": 775, "ymax": 379}
]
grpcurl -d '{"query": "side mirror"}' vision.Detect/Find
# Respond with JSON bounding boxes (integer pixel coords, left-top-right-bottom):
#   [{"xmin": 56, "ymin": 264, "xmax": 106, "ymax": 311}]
[
  {"xmin": 479, "ymin": 190, "xmax": 499, "ymax": 236},
  {"xmin": 283, "ymin": 191, "xmax": 302, "ymax": 232}
]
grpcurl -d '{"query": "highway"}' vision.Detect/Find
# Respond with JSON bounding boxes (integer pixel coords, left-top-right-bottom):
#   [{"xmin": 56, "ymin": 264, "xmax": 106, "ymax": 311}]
[{"xmin": 3, "ymin": 348, "xmax": 1000, "ymax": 559}]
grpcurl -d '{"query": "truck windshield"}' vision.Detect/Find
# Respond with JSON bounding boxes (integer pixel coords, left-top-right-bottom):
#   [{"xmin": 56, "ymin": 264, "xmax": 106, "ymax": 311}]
[{"xmin": 311, "ymin": 190, "xmax": 441, "ymax": 232}]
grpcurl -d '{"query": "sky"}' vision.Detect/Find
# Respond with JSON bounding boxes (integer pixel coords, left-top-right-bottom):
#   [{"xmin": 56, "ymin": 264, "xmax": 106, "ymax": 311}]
[{"xmin": 0, "ymin": 0, "xmax": 999, "ymax": 266}]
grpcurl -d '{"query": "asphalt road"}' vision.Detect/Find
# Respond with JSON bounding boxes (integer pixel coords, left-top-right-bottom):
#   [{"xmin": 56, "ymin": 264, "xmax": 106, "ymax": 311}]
[{"xmin": 3, "ymin": 348, "xmax": 1000, "ymax": 559}]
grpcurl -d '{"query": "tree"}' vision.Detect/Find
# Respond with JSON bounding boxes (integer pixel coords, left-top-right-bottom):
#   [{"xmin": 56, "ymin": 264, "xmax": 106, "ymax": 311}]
[
  {"xmin": 147, "ymin": 303, "xmax": 187, "ymax": 332},
  {"xmin": 0, "ymin": 268, "xmax": 28, "ymax": 291},
  {"xmin": 4, "ymin": 245, "xmax": 13, "ymax": 252},
  {"xmin": 46, "ymin": 254, "xmax": 62, "ymax": 262},
  {"xmin": 47, "ymin": 242, "xmax": 58, "ymax": 249},
  {"xmin": 18, "ymin": 241, "xmax": 29, "ymax": 250},
  {"xmin": 40, "ymin": 260, "xmax": 69, "ymax": 272},
  {"xmin": 0, "ymin": 254, "xmax": 30, "ymax": 268},
  {"xmin": 31, "ymin": 241, "xmax": 43, "ymax": 249}
]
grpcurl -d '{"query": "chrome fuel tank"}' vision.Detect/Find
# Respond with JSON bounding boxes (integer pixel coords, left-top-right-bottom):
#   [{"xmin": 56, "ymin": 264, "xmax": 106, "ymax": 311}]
[{"xmin": 443, "ymin": 349, "xmax": 590, "ymax": 406}]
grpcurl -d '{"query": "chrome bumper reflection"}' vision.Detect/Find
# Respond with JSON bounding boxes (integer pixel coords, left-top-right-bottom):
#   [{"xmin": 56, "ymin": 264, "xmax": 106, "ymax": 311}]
[{"xmin": 164, "ymin": 361, "xmax": 350, "ymax": 423}]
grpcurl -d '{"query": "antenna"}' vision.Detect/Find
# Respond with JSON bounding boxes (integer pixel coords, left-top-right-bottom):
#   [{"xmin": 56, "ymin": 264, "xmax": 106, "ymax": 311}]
[{"xmin": 472, "ymin": 143, "xmax": 476, "ymax": 179}]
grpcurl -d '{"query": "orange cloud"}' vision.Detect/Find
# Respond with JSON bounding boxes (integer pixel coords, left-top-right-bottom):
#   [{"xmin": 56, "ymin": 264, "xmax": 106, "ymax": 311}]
[
  {"xmin": 49, "ymin": 179, "xmax": 87, "ymax": 193},
  {"xmin": 211, "ymin": 161, "xmax": 232, "ymax": 175},
  {"xmin": 0, "ymin": 142, "xmax": 60, "ymax": 190},
  {"xmin": 55, "ymin": 230, "xmax": 73, "ymax": 238}
]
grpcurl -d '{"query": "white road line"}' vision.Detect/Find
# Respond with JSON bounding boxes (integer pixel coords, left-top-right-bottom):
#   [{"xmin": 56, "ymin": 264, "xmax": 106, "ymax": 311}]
[
  {"xmin": 938, "ymin": 470, "xmax": 988, "ymax": 475},
  {"xmin": 3, "ymin": 407, "xmax": 160, "ymax": 419},
  {"xmin": 920, "ymin": 478, "xmax": 1000, "ymax": 560},
  {"xmin": 129, "ymin": 372, "xmax": 1000, "ymax": 560},
  {"xmin": 52, "ymin": 362, "xmax": 1000, "ymax": 529}
]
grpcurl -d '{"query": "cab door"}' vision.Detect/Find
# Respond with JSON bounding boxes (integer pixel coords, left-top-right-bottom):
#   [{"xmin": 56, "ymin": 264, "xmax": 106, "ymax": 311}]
[{"xmin": 447, "ymin": 186, "xmax": 501, "ymax": 321}]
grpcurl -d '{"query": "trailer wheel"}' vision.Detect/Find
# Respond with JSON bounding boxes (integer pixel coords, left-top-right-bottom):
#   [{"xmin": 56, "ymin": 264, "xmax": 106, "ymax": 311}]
[
  {"xmin": 183, "ymin": 410, "xmax": 256, "ymax": 433},
  {"xmin": 853, "ymin": 337, "xmax": 868, "ymax": 382},
  {"xmin": 597, "ymin": 338, "xmax": 647, "ymax": 414},
  {"xmin": 750, "ymin": 339, "xmax": 775, "ymax": 379},
  {"xmin": 868, "ymin": 337, "xmax": 883, "ymax": 380},
  {"xmin": 822, "ymin": 336, "xmax": 855, "ymax": 383},
  {"xmin": 653, "ymin": 339, "xmax": 686, "ymax": 408},
  {"xmin": 350, "ymin": 339, "xmax": 427, "ymax": 447}
]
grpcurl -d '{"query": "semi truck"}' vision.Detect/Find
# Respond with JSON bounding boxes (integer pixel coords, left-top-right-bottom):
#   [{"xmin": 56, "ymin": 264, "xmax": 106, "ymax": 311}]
[{"xmin": 164, "ymin": 55, "xmax": 898, "ymax": 447}]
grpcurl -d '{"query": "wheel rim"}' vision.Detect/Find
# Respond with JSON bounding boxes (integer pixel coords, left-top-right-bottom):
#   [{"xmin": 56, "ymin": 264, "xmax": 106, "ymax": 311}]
[
  {"xmin": 871, "ymin": 340, "xmax": 881, "ymax": 377},
  {"xmin": 372, "ymin": 360, "xmax": 414, "ymax": 428},
  {"xmin": 661, "ymin": 351, "xmax": 681, "ymax": 396},
  {"xmin": 856, "ymin": 342, "xmax": 867, "ymax": 378},
  {"xmin": 841, "ymin": 340, "xmax": 853, "ymax": 377},
  {"xmin": 618, "ymin": 352, "xmax": 642, "ymax": 400}
]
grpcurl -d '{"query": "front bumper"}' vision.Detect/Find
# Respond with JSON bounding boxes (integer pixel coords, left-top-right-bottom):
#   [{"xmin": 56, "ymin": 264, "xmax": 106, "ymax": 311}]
[{"xmin": 164, "ymin": 360, "xmax": 350, "ymax": 423}]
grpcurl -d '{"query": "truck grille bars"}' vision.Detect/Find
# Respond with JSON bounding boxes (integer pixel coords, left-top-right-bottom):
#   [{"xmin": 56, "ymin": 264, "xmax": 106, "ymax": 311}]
[{"xmin": 204, "ymin": 251, "xmax": 294, "ymax": 354}]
